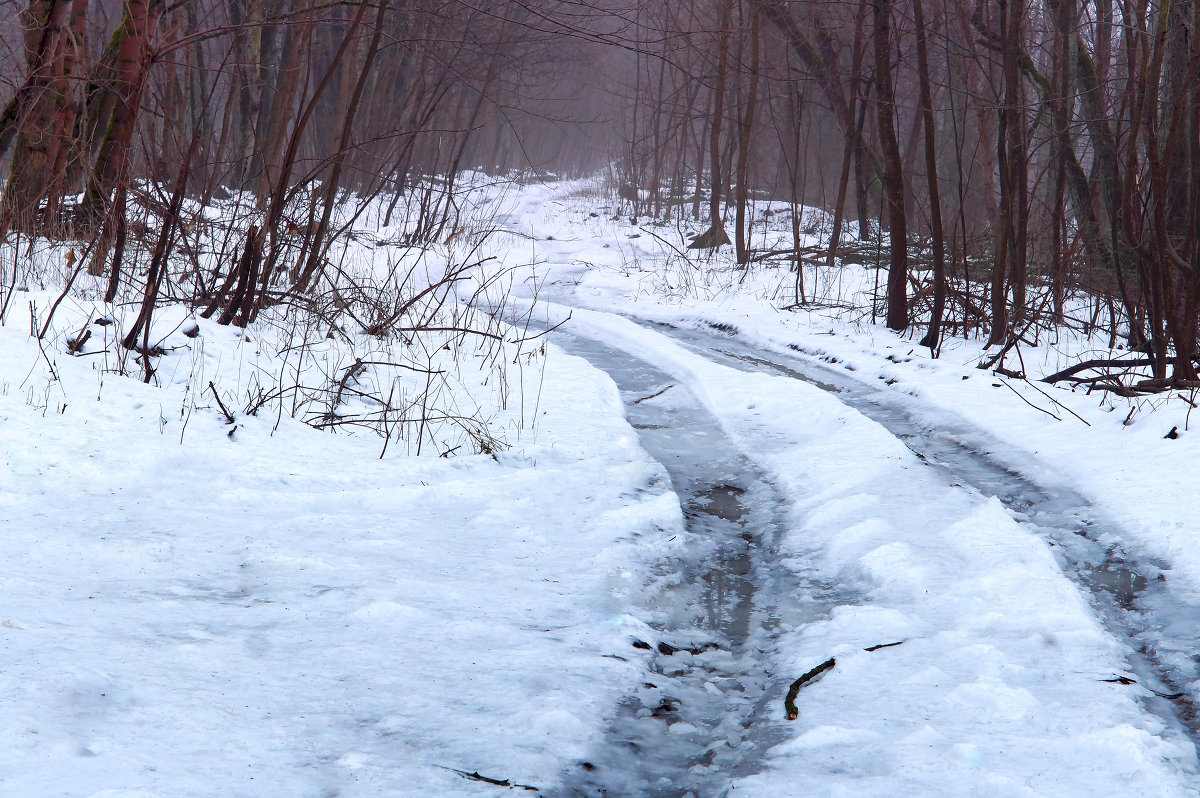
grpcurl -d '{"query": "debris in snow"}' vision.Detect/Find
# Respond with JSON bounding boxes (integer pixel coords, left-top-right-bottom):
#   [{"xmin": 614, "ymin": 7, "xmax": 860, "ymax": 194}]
[
  {"xmin": 687, "ymin": 225, "xmax": 730, "ymax": 250},
  {"xmin": 655, "ymin": 640, "xmax": 720, "ymax": 656},
  {"xmin": 66, "ymin": 328, "xmax": 90, "ymax": 355},
  {"xmin": 206, "ymin": 380, "xmax": 235, "ymax": 426},
  {"xmin": 632, "ymin": 384, "xmax": 673, "ymax": 405},
  {"xmin": 784, "ymin": 657, "xmax": 836, "ymax": 721},
  {"xmin": 651, "ymin": 698, "xmax": 679, "ymax": 717},
  {"xmin": 863, "ymin": 641, "xmax": 904, "ymax": 652},
  {"xmin": 440, "ymin": 766, "xmax": 539, "ymax": 792}
]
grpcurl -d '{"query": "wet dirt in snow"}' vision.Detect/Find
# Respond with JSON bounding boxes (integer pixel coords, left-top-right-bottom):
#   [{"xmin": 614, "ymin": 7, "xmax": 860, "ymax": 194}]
[
  {"xmin": 546, "ymin": 331, "xmax": 846, "ymax": 798},
  {"xmin": 648, "ymin": 319, "xmax": 1200, "ymax": 741}
]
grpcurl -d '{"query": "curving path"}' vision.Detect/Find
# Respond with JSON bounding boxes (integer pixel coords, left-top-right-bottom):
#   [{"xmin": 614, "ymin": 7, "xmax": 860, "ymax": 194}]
[{"xmin": 535, "ymin": 302, "xmax": 1200, "ymax": 796}]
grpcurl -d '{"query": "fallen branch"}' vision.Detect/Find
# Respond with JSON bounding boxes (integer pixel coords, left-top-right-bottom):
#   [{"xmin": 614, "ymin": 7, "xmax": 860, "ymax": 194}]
[
  {"xmin": 438, "ymin": 766, "xmax": 539, "ymax": 792},
  {"xmin": 632, "ymin": 384, "xmax": 673, "ymax": 405},
  {"xmin": 997, "ymin": 377, "xmax": 1061, "ymax": 421},
  {"xmin": 864, "ymin": 641, "xmax": 904, "ymax": 652},
  {"xmin": 1017, "ymin": 373, "xmax": 1092, "ymax": 426},
  {"xmin": 332, "ymin": 358, "xmax": 368, "ymax": 411},
  {"xmin": 1136, "ymin": 377, "xmax": 1200, "ymax": 392},
  {"xmin": 978, "ymin": 333, "xmax": 1020, "ymax": 371},
  {"xmin": 510, "ymin": 312, "xmax": 571, "ymax": 345},
  {"xmin": 640, "ymin": 227, "xmax": 690, "ymax": 259},
  {"xmin": 207, "ymin": 381, "xmax": 235, "ymax": 425},
  {"xmin": 784, "ymin": 657, "xmax": 835, "ymax": 720},
  {"xmin": 1099, "ymin": 675, "xmax": 1184, "ymax": 700},
  {"xmin": 1042, "ymin": 358, "xmax": 1153, "ymax": 384}
]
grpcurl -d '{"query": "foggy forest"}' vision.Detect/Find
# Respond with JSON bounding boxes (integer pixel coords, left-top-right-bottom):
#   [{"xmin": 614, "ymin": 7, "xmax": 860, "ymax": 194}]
[{"xmin": 6, "ymin": 0, "xmax": 1200, "ymax": 796}]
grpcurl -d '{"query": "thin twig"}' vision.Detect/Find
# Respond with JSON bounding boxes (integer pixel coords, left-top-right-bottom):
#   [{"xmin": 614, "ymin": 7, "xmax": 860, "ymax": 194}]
[
  {"xmin": 998, "ymin": 377, "xmax": 1060, "ymax": 421},
  {"xmin": 207, "ymin": 381, "xmax": 235, "ymax": 424}
]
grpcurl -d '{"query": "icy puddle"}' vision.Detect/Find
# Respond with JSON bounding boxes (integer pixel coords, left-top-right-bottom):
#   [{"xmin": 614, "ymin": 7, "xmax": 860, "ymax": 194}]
[
  {"xmin": 650, "ymin": 319, "xmax": 1200, "ymax": 741},
  {"xmin": 548, "ymin": 331, "xmax": 840, "ymax": 797}
]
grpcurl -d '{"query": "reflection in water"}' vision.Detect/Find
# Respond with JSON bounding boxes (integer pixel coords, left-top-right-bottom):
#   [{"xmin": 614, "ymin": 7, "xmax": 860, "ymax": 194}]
[
  {"xmin": 690, "ymin": 485, "xmax": 751, "ymax": 638},
  {"xmin": 692, "ymin": 485, "xmax": 747, "ymax": 522},
  {"xmin": 1083, "ymin": 561, "xmax": 1149, "ymax": 611}
]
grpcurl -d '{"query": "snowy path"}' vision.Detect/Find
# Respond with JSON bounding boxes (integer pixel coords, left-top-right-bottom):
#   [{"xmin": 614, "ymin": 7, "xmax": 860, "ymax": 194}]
[
  {"xmin": 480, "ymin": 179, "xmax": 1200, "ymax": 793},
  {"xmin": 543, "ymin": 330, "xmax": 834, "ymax": 796},
  {"xmin": 644, "ymin": 319, "xmax": 1200, "ymax": 741},
  {"xmin": 7, "ymin": 176, "xmax": 1200, "ymax": 795},
  {"xmin": 532, "ymin": 301, "xmax": 1200, "ymax": 796}
]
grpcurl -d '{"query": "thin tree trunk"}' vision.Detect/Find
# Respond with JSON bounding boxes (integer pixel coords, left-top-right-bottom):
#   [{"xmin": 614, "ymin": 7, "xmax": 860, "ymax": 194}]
[
  {"xmin": 827, "ymin": 1, "xmax": 867, "ymax": 266},
  {"xmin": 914, "ymin": 0, "xmax": 946, "ymax": 351},
  {"xmin": 874, "ymin": 0, "xmax": 907, "ymax": 330},
  {"xmin": 705, "ymin": 0, "xmax": 734, "ymax": 245},
  {"xmin": 734, "ymin": 0, "xmax": 760, "ymax": 265},
  {"xmin": 0, "ymin": 0, "xmax": 70, "ymax": 229},
  {"xmin": 42, "ymin": 0, "xmax": 88, "ymax": 223},
  {"xmin": 81, "ymin": 0, "xmax": 163, "ymax": 219},
  {"xmin": 290, "ymin": 0, "xmax": 389, "ymax": 297}
]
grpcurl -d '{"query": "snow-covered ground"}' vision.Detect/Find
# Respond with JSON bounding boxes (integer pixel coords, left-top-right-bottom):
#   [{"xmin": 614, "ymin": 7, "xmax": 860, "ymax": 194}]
[
  {"xmin": 3, "ymin": 176, "xmax": 1200, "ymax": 795},
  {"xmin": 0, "ymin": 253, "xmax": 680, "ymax": 794},
  {"xmin": 496, "ymin": 177, "xmax": 1200, "ymax": 598}
]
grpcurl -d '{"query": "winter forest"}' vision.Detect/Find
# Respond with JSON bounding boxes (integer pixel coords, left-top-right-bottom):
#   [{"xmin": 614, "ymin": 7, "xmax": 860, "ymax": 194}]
[{"xmin": 8, "ymin": 0, "xmax": 1200, "ymax": 795}]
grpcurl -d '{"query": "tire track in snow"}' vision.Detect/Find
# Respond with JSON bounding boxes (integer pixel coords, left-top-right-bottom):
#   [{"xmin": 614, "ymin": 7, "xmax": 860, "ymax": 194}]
[
  {"xmin": 643, "ymin": 318, "xmax": 1200, "ymax": 749},
  {"xmin": 546, "ymin": 330, "xmax": 845, "ymax": 797}
]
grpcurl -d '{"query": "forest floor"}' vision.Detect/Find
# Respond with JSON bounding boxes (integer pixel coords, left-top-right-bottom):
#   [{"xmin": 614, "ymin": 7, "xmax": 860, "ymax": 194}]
[{"xmin": 3, "ymin": 177, "xmax": 1200, "ymax": 796}]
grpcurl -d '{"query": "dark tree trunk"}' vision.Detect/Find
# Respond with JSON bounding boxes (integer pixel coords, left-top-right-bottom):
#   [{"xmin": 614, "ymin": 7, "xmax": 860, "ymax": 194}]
[
  {"xmin": 707, "ymin": 0, "xmax": 734, "ymax": 244},
  {"xmin": 734, "ymin": 0, "xmax": 760, "ymax": 265},
  {"xmin": 873, "ymin": 0, "xmax": 907, "ymax": 330},
  {"xmin": 914, "ymin": 0, "xmax": 946, "ymax": 351}
]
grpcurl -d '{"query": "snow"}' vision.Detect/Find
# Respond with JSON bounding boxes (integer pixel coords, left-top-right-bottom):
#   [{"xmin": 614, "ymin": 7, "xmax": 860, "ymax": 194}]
[
  {"xmin": 0, "ymin": 282, "xmax": 679, "ymax": 795},
  {"xmin": 4, "ymin": 175, "xmax": 1200, "ymax": 794}
]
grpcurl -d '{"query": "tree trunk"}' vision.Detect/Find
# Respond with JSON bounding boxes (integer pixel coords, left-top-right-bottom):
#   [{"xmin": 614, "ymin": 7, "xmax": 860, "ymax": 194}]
[
  {"xmin": 0, "ymin": 0, "xmax": 70, "ymax": 229},
  {"xmin": 707, "ymin": 0, "xmax": 734, "ymax": 244},
  {"xmin": 81, "ymin": 0, "xmax": 163, "ymax": 220},
  {"xmin": 41, "ymin": 0, "xmax": 88, "ymax": 224},
  {"xmin": 734, "ymin": 0, "xmax": 760, "ymax": 265},
  {"xmin": 914, "ymin": 0, "xmax": 946, "ymax": 351},
  {"xmin": 873, "ymin": 0, "xmax": 907, "ymax": 330}
]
